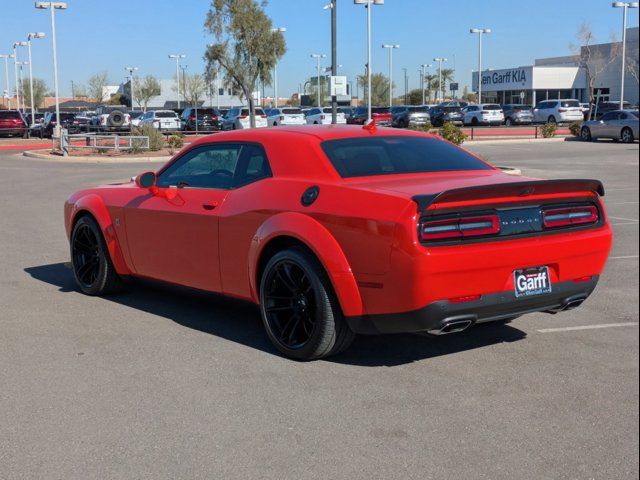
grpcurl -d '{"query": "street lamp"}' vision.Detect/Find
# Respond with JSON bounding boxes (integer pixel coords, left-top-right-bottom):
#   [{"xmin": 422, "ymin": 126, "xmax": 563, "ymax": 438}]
[
  {"xmin": 271, "ymin": 27, "xmax": 286, "ymax": 108},
  {"xmin": 470, "ymin": 28, "xmax": 491, "ymax": 104},
  {"xmin": 433, "ymin": 57, "xmax": 447, "ymax": 102},
  {"xmin": 354, "ymin": 0, "xmax": 384, "ymax": 123},
  {"xmin": 420, "ymin": 63, "xmax": 432, "ymax": 105},
  {"xmin": 324, "ymin": 1, "xmax": 339, "ymax": 124},
  {"xmin": 35, "ymin": 2, "xmax": 67, "ymax": 141},
  {"xmin": 12, "ymin": 42, "xmax": 27, "ymax": 113},
  {"xmin": 310, "ymin": 53, "xmax": 327, "ymax": 107},
  {"xmin": 168, "ymin": 54, "xmax": 186, "ymax": 108},
  {"xmin": 26, "ymin": 33, "xmax": 45, "ymax": 125},
  {"xmin": 382, "ymin": 44, "xmax": 400, "ymax": 107},
  {"xmin": 16, "ymin": 61, "xmax": 29, "ymax": 113},
  {"xmin": 125, "ymin": 66, "xmax": 138, "ymax": 110},
  {"xmin": 0, "ymin": 54, "xmax": 14, "ymax": 109},
  {"xmin": 612, "ymin": 2, "xmax": 639, "ymax": 109}
]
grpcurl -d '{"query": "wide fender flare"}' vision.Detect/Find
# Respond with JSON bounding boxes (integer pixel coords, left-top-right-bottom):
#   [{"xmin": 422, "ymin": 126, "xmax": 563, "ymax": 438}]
[
  {"xmin": 69, "ymin": 194, "xmax": 131, "ymax": 275},
  {"xmin": 248, "ymin": 212, "xmax": 363, "ymax": 317}
]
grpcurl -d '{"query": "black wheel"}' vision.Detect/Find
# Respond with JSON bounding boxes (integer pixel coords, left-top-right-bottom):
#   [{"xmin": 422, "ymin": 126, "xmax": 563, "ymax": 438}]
[
  {"xmin": 505, "ymin": 117, "xmax": 513, "ymax": 127},
  {"xmin": 621, "ymin": 127, "xmax": 634, "ymax": 144},
  {"xmin": 259, "ymin": 248, "xmax": 355, "ymax": 360},
  {"xmin": 71, "ymin": 216, "xmax": 122, "ymax": 296},
  {"xmin": 547, "ymin": 116, "xmax": 557, "ymax": 124},
  {"xmin": 471, "ymin": 117, "xmax": 479, "ymax": 126},
  {"xmin": 581, "ymin": 126, "xmax": 592, "ymax": 142}
]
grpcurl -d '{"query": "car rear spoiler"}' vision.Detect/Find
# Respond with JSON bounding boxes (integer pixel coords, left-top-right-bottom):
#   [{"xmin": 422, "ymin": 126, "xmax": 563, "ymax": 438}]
[{"xmin": 413, "ymin": 179, "xmax": 605, "ymax": 212}]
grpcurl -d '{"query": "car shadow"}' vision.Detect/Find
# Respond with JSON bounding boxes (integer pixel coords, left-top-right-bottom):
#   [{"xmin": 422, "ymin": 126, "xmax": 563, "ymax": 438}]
[{"xmin": 25, "ymin": 262, "xmax": 527, "ymax": 367}]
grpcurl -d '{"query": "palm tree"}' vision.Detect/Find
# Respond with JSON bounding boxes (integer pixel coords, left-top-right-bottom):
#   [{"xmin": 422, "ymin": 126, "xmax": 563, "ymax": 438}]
[{"xmin": 431, "ymin": 68, "xmax": 455, "ymax": 101}]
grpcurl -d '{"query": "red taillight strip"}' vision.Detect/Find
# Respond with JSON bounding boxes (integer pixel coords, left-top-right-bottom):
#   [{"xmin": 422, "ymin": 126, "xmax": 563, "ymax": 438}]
[
  {"xmin": 543, "ymin": 206, "xmax": 598, "ymax": 229},
  {"xmin": 421, "ymin": 215, "xmax": 500, "ymax": 241}
]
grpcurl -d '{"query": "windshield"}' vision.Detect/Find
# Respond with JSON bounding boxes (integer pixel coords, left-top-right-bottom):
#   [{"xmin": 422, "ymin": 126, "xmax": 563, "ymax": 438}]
[
  {"xmin": 282, "ymin": 108, "xmax": 302, "ymax": 114},
  {"xmin": 321, "ymin": 136, "xmax": 492, "ymax": 178},
  {"xmin": 156, "ymin": 111, "xmax": 177, "ymax": 118},
  {"xmin": 483, "ymin": 104, "xmax": 502, "ymax": 110},
  {"xmin": 560, "ymin": 100, "xmax": 580, "ymax": 108}
]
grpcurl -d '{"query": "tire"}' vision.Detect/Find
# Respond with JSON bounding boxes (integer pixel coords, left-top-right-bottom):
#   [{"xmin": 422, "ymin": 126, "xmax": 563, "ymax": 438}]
[
  {"xmin": 547, "ymin": 116, "xmax": 557, "ymax": 124},
  {"xmin": 621, "ymin": 127, "xmax": 634, "ymax": 144},
  {"xmin": 505, "ymin": 117, "xmax": 513, "ymax": 127},
  {"xmin": 580, "ymin": 126, "xmax": 592, "ymax": 142},
  {"xmin": 70, "ymin": 215, "xmax": 122, "ymax": 296},
  {"xmin": 107, "ymin": 110, "xmax": 125, "ymax": 127},
  {"xmin": 471, "ymin": 117, "xmax": 479, "ymax": 126},
  {"xmin": 259, "ymin": 247, "xmax": 355, "ymax": 361}
]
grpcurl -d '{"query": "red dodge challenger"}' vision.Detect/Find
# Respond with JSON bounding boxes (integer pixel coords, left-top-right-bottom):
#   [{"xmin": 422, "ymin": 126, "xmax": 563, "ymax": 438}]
[{"xmin": 64, "ymin": 125, "xmax": 613, "ymax": 360}]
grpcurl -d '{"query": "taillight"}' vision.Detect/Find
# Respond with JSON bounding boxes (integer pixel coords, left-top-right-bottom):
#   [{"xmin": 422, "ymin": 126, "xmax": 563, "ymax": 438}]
[
  {"xmin": 559, "ymin": 108, "xmax": 567, "ymax": 113},
  {"xmin": 543, "ymin": 206, "xmax": 598, "ymax": 229},
  {"xmin": 420, "ymin": 214, "xmax": 500, "ymax": 241},
  {"xmin": 239, "ymin": 115, "xmax": 247, "ymax": 119},
  {"xmin": 190, "ymin": 115, "xmax": 196, "ymax": 120},
  {"xmin": 321, "ymin": 115, "xmax": 326, "ymax": 120}
]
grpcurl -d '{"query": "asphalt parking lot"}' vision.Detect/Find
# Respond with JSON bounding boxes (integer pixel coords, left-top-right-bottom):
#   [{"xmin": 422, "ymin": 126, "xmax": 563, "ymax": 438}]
[{"xmin": 0, "ymin": 140, "xmax": 638, "ymax": 480}]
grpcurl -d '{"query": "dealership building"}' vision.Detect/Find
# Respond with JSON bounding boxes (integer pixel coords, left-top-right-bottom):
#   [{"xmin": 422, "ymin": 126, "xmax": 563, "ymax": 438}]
[{"xmin": 472, "ymin": 26, "xmax": 639, "ymax": 106}]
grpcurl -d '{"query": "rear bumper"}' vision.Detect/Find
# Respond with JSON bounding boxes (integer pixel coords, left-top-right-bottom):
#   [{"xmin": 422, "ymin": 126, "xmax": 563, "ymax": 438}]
[{"xmin": 347, "ymin": 277, "xmax": 599, "ymax": 334}]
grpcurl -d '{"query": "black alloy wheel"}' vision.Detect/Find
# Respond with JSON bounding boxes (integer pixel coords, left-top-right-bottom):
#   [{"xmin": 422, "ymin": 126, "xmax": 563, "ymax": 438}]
[
  {"xmin": 260, "ymin": 248, "xmax": 354, "ymax": 360},
  {"xmin": 581, "ymin": 127, "xmax": 592, "ymax": 142}
]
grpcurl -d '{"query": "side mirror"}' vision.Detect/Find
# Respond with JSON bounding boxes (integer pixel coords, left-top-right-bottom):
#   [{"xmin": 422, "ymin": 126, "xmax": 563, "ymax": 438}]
[{"xmin": 135, "ymin": 171, "xmax": 157, "ymax": 189}]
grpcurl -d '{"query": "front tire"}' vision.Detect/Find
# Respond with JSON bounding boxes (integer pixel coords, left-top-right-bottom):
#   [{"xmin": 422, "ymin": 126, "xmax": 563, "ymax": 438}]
[
  {"xmin": 581, "ymin": 126, "xmax": 592, "ymax": 142},
  {"xmin": 70, "ymin": 216, "xmax": 122, "ymax": 296},
  {"xmin": 547, "ymin": 116, "xmax": 557, "ymax": 124},
  {"xmin": 259, "ymin": 248, "xmax": 355, "ymax": 360}
]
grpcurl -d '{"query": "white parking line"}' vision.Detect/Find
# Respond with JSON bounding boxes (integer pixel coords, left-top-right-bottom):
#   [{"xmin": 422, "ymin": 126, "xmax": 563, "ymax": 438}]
[
  {"xmin": 608, "ymin": 216, "xmax": 639, "ymax": 222},
  {"xmin": 607, "ymin": 187, "xmax": 640, "ymax": 192},
  {"xmin": 538, "ymin": 322, "xmax": 639, "ymax": 333},
  {"xmin": 611, "ymin": 222, "xmax": 639, "ymax": 226},
  {"xmin": 608, "ymin": 201, "xmax": 639, "ymax": 205},
  {"xmin": 609, "ymin": 255, "xmax": 639, "ymax": 260}
]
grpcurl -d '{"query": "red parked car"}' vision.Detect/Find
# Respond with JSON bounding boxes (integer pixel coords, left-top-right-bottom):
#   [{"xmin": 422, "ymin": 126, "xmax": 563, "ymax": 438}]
[
  {"xmin": 347, "ymin": 107, "xmax": 393, "ymax": 126},
  {"xmin": 64, "ymin": 126, "xmax": 612, "ymax": 360},
  {"xmin": 0, "ymin": 110, "xmax": 27, "ymax": 137}
]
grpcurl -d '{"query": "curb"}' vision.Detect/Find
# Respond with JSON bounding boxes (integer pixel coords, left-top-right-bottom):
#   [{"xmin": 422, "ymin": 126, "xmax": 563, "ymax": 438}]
[
  {"xmin": 22, "ymin": 150, "xmax": 169, "ymax": 163},
  {"xmin": 464, "ymin": 137, "xmax": 571, "ymax": 146}
]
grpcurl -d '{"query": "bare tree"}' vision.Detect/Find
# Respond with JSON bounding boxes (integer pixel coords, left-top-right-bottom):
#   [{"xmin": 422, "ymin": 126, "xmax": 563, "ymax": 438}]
[
  {"xmin": 135, "ymin": 75, "xmax": 161, "ymax": 111},
  {"xmin": 627, "ymin": 57, "xmax": 639, "ymax": 86},
  {"xmin": 572, "ymin": 23, "xmax": 621, "ymax": 119},
  {"xmin": 173, "ymin": 72, "xmax": 208, "ymax": 107},
  {"xmin": 87, "ymin": 71, "xmax": 110, "ymax": 104}
]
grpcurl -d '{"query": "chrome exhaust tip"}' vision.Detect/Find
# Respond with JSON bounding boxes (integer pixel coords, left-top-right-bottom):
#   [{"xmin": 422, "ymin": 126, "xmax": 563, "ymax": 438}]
[{"xmin": 427, "ymin": 317, "xmax": 476, "ymax": 336}]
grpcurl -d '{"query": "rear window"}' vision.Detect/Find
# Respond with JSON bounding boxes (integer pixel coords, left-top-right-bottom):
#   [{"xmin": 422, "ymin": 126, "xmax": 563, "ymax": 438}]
[
  {"xmin": 408, "ymin": 106, "xmax": 429, "ymax": 112},
  {"xmin": 561, "ymin": 100, "xmax": 580, "ymax": 108},
  {"xmin": 483, "ymin": 104, "xmax": 502, "ymax": 110},
  {"xmin": 371, "ymin": 107, "xmax": 390, "ymax": 114},
  {"xmin": 282, "ymin": 108, "xmax": 302, "ymax": 114},
  {"xmin": 156, "ymin": 111, "xmax": 177, "ymax": 118},
  {"xmin": 321, "ymin": 136, "xmax": 491, "ymax": 178},
  {"xmin": 0, "ymin": 111, "xmax": 22, "ymax": 120}
]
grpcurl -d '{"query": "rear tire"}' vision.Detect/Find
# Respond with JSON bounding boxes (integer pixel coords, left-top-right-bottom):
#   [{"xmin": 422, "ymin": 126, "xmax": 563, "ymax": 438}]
[
  {"xmin": 505, "ymin": 117, "xmax": 513, "ymax": 127},
  {"xmin": 70, "ymin": 215, "xmax": 122, "ymax": 296},
  {"xmin": 259, "ymin": 248, "xmax": 355, "ymax": 361},
  {"xmin": 547, "ymin": 116, "xmax": 557, "ymax": 124},
  {"xmin": 471, "ymin": 117, "xmax": 479, "ymax": 126},
  {"xmin": 621, "ymin": 127, "xmax": 634, "ymax": 144},
  {"xmin": 580, "ymin": 126, "xmax": 592, "ymax": 142}
]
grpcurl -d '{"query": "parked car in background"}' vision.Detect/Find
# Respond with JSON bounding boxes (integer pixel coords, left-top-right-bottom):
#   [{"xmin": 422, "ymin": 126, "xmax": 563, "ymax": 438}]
[
  {"xmin": 221, "ymin": 108, "xmax": 268, "ymax": 130},
  {"xmin": 392, "ymin": 106, "xmax": 431, "ymax": 128},
  {"xmin": 429, "ymin": 105, "xmax": 464, "ymax": 127},
  {"xmin": 501, "ymin": 105, "xmax": 534, "ymax": 126},
  {"xmin": 462, "ymin": 104, "xmax": 505, "ymax": 126},
  {"xmin": 180, "ymin": 107, "xmax": 222, "ymax": 132},
  {"xmin": 0, "ymin": 110, "xmax": 26, "ymax": 137},
  {"xmin": 580, "ymin": 110, "xmax": 639, "ymax": 143},
  {"xmin": 267, "ymin": 107, "xmax": 306, "ymax": 127},
  {"xmin": 347, "ymin": 107, "xmax": 393, "ymax": 126},
  {"xmin": 24, "ymin": 112, "xmax": 45, "ymax": 126},
  {"xmin": 305, "ymin": 107, "xmax": 347, "ymax": 125},
  {"xmin": 339, "ymin": 107, "xmax": 354, "ymax": 121},
  {"xmin": 129, "ymin": 111, "xmax": 145, "ymax": 128},
  {"xmin": 533, "ymin": 99, "xmax": 583, "ymax": 124},
  {"xmin": 91, "ymin": 105, "xmax": 131, "ymax": 132},
  {"xmin": 138, "ymin": 110, "xmax": 181, "ymax": 132},
  {"xmin": 593, "ymin": 101, "xmax": 633, "ymax": 120},
  {"xmin": 37, "ymin": 112, "xmax": 83, "ymax": 138}
]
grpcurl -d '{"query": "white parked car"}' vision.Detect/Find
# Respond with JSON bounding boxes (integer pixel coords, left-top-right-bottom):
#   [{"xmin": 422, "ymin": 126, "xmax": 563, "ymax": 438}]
[
  {"xmin": 462, "ymin": 104, "xmax": 505, "ymax": 126},
  {"xmin": 222, "ymin": 108, "xmax": 268, "ymax": 130},
  {"xmin": 533, "ymin": 99, "xmax": 584, "ymax": 124},
  {"xmin": 267, "ymin": 108, "xmax": 306, "ymax": 127},
  {"xmin": 305, "ymin": 107, "xmax": 347, "ymax": 125},
  {"xmin": 138, "ymin": 110, "xmax": 181, "ymax": 131}
]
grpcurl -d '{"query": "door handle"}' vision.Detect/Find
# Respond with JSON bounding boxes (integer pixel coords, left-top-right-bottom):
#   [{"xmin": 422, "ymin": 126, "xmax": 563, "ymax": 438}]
[{"xmin": 202, "ymin": 202, "xmax": 218, "ymax": 211}]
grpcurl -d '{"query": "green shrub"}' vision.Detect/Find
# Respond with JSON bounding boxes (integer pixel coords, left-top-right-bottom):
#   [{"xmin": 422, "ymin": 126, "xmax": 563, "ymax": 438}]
[
  {"xmin": 132, "ymin": 124, "xmax": 164, "ymax": 151},
  {"xmin": 167, "ymin": 133, "xmax": 185, "ymax": 154},
  {"xmin": 439, "ymin": 122, "xmax": 467, "ymax": 145},
  {"xmin": 569, "ymin": 121, "xmax": 582, "ymax": 137},
  {"xmin": 540, "ymin": 122, "xmax": 557, "ymax": 139}
]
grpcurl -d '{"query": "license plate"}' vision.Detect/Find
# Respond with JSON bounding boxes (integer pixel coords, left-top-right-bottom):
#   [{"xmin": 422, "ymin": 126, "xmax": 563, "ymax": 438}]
[{"xmin": 514, "ymin": 266, "xmax": 552, "ymax": 298}]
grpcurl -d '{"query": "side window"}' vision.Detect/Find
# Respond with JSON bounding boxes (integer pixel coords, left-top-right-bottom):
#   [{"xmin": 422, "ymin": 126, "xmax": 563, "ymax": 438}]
[
  {"xmin": 233, "ymin": 144, "xmax": 272, "ymax": 188},
  {"xmin": 157, "ymin": 144, "xmax": 243, "ymax": 189},
  {"xmin": 601, "ymin": 112, "xmax": 618, "ymax": 121}
]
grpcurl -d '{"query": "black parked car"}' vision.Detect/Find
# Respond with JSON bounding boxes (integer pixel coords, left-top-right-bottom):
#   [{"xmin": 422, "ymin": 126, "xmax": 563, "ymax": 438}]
[
  {"xmin": 429, "ymin": 106, "xmax": 464, "ymax": 127},
  {"xmin": 37, "ymin": 112, "xmax": 81, "ymax": 138},
  {"xmin": 180, "ymin": 107, "xmax": 223, "ymax": 132}
]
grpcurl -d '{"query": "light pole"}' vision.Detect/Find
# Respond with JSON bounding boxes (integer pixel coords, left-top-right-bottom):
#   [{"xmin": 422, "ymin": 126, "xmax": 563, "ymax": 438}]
[
  {"xmin": 402, "ymin": 68, "xmax": 408, "ymax": 105},
  {"xmin": 470, "ymin": 28, "xmax": 491, "ymax": 104},
  {"xmin": 433, "ymin": 57, "xmax": 447, "ymax": 103},
  {"xmin": 324, "ymin": 1, "xmax": 339, "ymax": 123},
  {"xmin": 0, "ymin": 54, "xmax": 13, "ymax": 109},
  {"xmin": 35, "ymin": 2, "xmax": 66, "ymax": 140},
  {"xmin": 26, "ymin": 33, "xmax": 45, "ymax": 125},
  {"xmin": 612, "ymin": 2, "xmax": 639, "ymax": 109},
  {"xmin": 382, "ymin": 44, "xmax": 399, "ymax": 107},
  {"xmin": 168, "ymin": 54, "xmax": 186, "ymax": 108},
  {"xmin": 420, "ymin": 63, "xmax": 432, "ymax": 105},
  {"xmin": 310, "ymin": 53, "xmax": 326, "ymax": 107},
  {"xmin": 12, "ymin": 42, "xmax": 27, "ymax": 113},
  {"xmin": 271, "ymin": 27, "xmax": 286, "ymax": 109},
  {"xmin": 17, "ymin": 61, "xmax": 29, "ymax": 113},
  {"xmin": 354, "ymin": 0, "xmax": 384, "ymax": 123},
  {"xmin": 125, "ymin": 66, "xmax": 138, "ymax": 110}
]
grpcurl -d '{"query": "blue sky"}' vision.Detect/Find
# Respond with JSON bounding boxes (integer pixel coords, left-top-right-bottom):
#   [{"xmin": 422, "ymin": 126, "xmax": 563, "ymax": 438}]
[{"xmin": 1, "ymin": 0, "xmax": 638, "ymax": 98}]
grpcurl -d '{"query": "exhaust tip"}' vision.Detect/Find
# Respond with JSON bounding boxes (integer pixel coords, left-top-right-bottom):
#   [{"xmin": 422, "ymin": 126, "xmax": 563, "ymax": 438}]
[{"xmin": 428, "ymin": 316, "xmax": 476, "ymax": 336}]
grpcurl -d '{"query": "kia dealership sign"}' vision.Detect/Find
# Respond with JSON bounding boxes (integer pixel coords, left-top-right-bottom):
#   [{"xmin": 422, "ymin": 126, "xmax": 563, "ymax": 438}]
[
  {"xmin": 472, "ymin": 66, "xmax": 533, "ymax": 91},
  {"xmin": 471, "ymin": 65, "xmax": 586, "ymax": 93}
]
